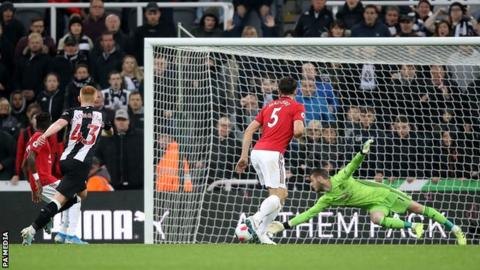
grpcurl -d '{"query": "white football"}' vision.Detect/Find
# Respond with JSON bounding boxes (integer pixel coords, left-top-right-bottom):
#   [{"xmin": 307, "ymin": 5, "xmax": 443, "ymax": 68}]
[{"xmin": 235, "ymin": 223, "xmax": 253, "ymax": 242}]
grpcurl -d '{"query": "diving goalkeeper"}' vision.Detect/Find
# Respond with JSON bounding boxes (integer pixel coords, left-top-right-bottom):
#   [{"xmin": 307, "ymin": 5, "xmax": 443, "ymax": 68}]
[{"xmin": 268, "ymin": 139, "xmax": 467, "ymax": 245}]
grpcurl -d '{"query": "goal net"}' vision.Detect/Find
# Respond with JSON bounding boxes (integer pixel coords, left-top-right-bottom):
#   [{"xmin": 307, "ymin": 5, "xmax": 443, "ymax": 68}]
[{"xmin": 144, "ymin": 38, "xmax": 480, "ymax": 244}]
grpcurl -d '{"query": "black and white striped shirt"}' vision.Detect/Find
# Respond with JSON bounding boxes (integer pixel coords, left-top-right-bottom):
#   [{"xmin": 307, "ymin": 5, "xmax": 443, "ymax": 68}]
[{"xmin": 60, "ymin": 106, "xmax": 106, "ymax": 164}]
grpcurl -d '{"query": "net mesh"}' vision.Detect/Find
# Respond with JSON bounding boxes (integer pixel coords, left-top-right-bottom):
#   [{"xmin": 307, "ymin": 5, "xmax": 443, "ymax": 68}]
[{"xmin": 149, "ymin": 42, "xmax": 480, "ymax": 244}]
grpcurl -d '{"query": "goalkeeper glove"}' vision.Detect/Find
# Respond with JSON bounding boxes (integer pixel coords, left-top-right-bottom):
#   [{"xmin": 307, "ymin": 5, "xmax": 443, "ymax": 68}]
[
  {"xmin": 362, "ymin": 139, "xmax": 374, "ymax": 154},
  {"xmin": 267, "ymin": 221, "xmax": 291, "ymax": 235}
]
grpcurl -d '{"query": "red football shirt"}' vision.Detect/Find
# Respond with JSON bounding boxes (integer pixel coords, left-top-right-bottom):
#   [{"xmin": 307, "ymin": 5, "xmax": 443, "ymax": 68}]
[
  {"xmin": 24, "ymin": 132, "xmax": 58, "ymax": 191},
  {"xmin": 253, "ymin": 96, "xmax": 305, "ymax": 154}
]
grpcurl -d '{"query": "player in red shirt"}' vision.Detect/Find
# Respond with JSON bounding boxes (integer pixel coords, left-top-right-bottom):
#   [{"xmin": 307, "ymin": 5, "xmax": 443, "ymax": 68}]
[
  {"xmin": 236, "ymin": 77, "xmax": 305, "ymax": 244},
  {"xmin": 22, "ymin": 112, "xmax": 58, "ymax": 203},
  {"xmin": 21, "ymin": 112, "xmax": 87, "ymax": 245}
]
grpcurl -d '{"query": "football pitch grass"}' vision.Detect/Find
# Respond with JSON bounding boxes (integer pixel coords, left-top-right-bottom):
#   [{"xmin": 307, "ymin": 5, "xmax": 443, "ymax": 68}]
[{"xmin": 10, "ymin": 244, "xmax": 480, "ymax": 270}]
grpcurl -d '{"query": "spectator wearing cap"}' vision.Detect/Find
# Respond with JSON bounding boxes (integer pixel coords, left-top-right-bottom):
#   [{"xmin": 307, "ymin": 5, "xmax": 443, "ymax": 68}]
[
  {"xmin": 191, "ymin": 13, "xmax": 223, "ymax": 37},
  {"xmin": 15, "ymin": 17, "xmax": 56, "ymax": 60},
  {"xmin": 397, "ymin": 14, "xmax": 420, "ymax": 36},
  {"xmin": 90, "ymin": 31, "xmax": 125, "ymax": 89},
  {"xmin": 294, "ymin": 0, "xmax": 334, "ymax": 37},
  {"xmin": 383, "ymin": 6, "xmax": 400, "ymax": 36},
  {"xmin": 0, "ymin": 1, "xmax": 25, "ymax": 45},
  {"xmin": 413, "ymin": 0, "xmax": 433, "ymax": 36},
  {"xmin": 14, "ymin": 32, "xmax": 51, "ymax": 102},
  {"xmin": 57, "ymin": 14, "xmax": 94, "ymax": 57},
  {"xmin": 104, "ymin": 14, "xmax": 130, "ymax": 54},
  {"xmin": 133, "ymin": 2, "xmax": 175, "ymax": 66},
  {"xmin": 83, "ymin": 0, "xmax": 107, "ymax": 43},
  {"xmin": 127, "ymin": 91, "xmax": 144, "ymax": 130},
  {"xmin": 425, "ymin": 2, "xmax": 477, "ymax": 36},
  {"xmin": 351, "ymin": 4, "xmax": 391, "ymax": 37},
  {"xmin": 96, "ymin": 108, "xmax": 144, "ymax": 190},
  {"xmin": 101, "ymin": 71, "xmax": 130, "ymax": 111},
  {"xmin": 336, "ymin": 0, "xmax": 364, "ymax": 30},
  {"xmin": 49, "ymin": 35, "xmax": 88, "ymax": 90}
]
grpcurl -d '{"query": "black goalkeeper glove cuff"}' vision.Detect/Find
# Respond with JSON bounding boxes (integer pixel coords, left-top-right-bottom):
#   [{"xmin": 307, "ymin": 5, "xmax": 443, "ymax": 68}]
[{"xmin": 283, "ymin": 221, "xmax": 291, "ymax": 230}]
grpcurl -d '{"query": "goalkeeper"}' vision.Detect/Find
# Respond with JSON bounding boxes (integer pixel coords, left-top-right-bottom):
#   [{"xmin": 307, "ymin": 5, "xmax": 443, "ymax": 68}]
[{"xmin": 268, "ymin": 139, "xmax": 467, "ymax": 245}]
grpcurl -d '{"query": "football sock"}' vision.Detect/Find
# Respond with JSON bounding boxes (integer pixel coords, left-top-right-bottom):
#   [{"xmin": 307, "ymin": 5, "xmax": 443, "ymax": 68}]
[
  {"xmin": 60, "ymin": 210, "xmax": 69, "ymax": 234},
  {"xmin": 258, "ymin": 207, "xmax": 280, "ymax": 235},
  {"xmin": 379, "ymin": 217, "xmax": 412, "ymax": 229},
  {"xmin": 253, "ymin": 195, "xmax": 281, "ymax": 223},
  {"xmin": 422, "ymin": 206, "xmax": 454, "ymax": 231},
  {"xmin": 32, "ymin": 200, "xmax": 60, "ymax": 231},
  {"xmin": 67, "ymin": 201, "xmax": 81, "ymax": 236}
]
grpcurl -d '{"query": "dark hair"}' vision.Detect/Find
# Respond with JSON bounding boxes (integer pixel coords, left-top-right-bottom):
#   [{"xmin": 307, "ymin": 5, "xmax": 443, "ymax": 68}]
[
  {"xmin": 364, "ymin": 4, "xmax": 379, "ymax": 14},
  {"xmin": 129, "ymin": 91, "xmax": 142, "ymax": 99},
  {"xmin": 329, "ymin": 20, "xmax": 346, "ymax": 36},
  {"xmin": 26, "ymin": 102, "xmax": 41, "ymax": 116},
  {"xmin": 434, "ymin": 20, "xmax": 451, "ymax": 36},
  {"xmin": 108, "ymin": 70, "xmax": 121, "ymax": 80},
  {"xmin": 278, "ymin": 77, "xmax": 297, "ymax": 95},
  {"xmin": 200, "ymin": 13, "xmax": 218, "ymax": 27},
  {"xmin": 395, "ymin": 115, "xmax": 409, "ymax": 124},
  {"xmin": 30, "ymin": 17, "xmax": 44, "ymax": 25},
  {"xmin": 74, "ymin": 63, "xmax": 89, "ymax": 73},
  {"xmin": 417, "ymin": 0, "xmax": 433, "ymax": 11},
  {"xmin": 310, "ymin": 168, "xmax": 330, "ymax": 179},
  {"xmin": 36, "ymin": 112, "xmax": 51, "ymax": 131},
  {"xmin": 449, "ymin": 2, "xmax": 466, "ymax": 15},
  {"xmin": 101, "ymin": 30, "xmax": 114, "ymax": 39}
]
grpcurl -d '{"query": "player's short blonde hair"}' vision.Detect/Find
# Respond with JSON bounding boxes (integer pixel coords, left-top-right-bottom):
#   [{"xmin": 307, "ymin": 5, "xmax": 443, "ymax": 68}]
[{"xmin": 80, "ymin": 85, "xmax": 97, "ymax": 103}]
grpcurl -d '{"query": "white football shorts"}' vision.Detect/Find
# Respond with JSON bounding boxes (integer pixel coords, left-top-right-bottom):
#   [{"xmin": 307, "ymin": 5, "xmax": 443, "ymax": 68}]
[
  {"xmin": 41, "ymin": 180, "xmax": 61, "ymax": 203},
  {"xmin": 251, "ymin": 149, "xmax": 286, "ymax": 189}
]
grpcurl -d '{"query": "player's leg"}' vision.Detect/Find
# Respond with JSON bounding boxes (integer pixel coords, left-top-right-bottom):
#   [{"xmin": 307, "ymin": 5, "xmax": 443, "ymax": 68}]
[
  {"xmin": 22, "ymin": 161, "xmax": 87, "ymax": 245},
  {"xmin": 21, "ymin": 191, "xmax": 68, "ymax": 245},
  {"xmin": 408, "ymin": 201, "xmax": 466, "ymax": 245},
  {"xmin": 40, "ymin": 182, "xmax": 60, "ymax": 235},
  {"xmin": 65, "ymin": 189, "xmax": 88, "ymax": 244},
  {"xmin": 255, "ymin": 187, "xmax": 286, "ymax": 236},
  {"xmin": 56, "ymin": 211, "xmax": 69, "ymax": 244},
  {"xmin": 247, "ymin": 150, "xmax": 285, "ymax": 244},
  {"xmin": 369, "ymin": 206, "xmax": 423, "ymax": 239}
]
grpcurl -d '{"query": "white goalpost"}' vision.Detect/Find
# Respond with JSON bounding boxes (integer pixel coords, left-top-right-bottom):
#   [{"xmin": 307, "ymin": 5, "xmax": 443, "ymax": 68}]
[{"xmin": 144, "ymin": 37, "xmax": 480, "ymax": 244}]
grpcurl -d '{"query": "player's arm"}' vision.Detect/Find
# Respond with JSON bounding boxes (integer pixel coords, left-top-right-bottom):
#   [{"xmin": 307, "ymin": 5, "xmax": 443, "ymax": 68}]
[
  {"xmin": 22, "ymin": 151, "xmax": 42, "ymax": 202},
  {"xmin": 43, "ymin": 118, "xmax": 68, "ymax": 138},
  {"xmin": 335, "ymin": 139, "xmax": 373, "ymax": 181},
  {"xmin": 37, "ymin": 118, "xmax": 69, "ymax": 147},
  {"xmin": 293, "ymin": 120, "xmax": 304, "ymax": 138},
  {"xmin": 268, "ymin": 196, "xmax": 329, "ymax": 234},
  {"xmin": 235, "ymin": 120, "xmax": 261, "ymax": 173},
  {"xmin": 293, "ymin": 104, "xmax": 305, "ymax": 138}
]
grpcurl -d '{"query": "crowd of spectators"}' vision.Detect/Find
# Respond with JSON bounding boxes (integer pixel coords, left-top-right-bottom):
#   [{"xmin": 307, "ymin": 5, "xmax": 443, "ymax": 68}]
[{"xmin": 0, "ymin": 0, "xmax": 479, "ymax": 192}]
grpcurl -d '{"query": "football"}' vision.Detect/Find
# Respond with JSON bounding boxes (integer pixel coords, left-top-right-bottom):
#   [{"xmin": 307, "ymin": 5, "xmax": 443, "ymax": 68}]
[{"xmin": 235, "ymin": 223, "xmax": 253, "ymax": 242}]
